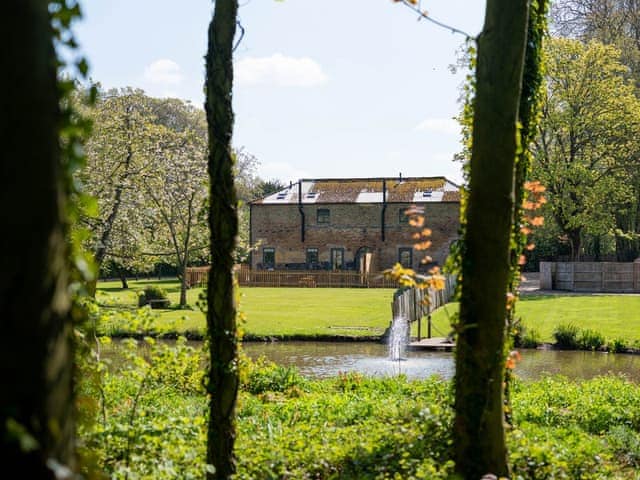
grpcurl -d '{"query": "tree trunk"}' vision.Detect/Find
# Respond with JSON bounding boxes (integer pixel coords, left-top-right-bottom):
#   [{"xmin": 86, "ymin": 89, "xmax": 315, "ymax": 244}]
[
  {"xmin": 568, "ymin": 229, "xmax": 582, "ymax": 261},
  {"xmin": 205, "ymin": 1, "xmax": 239, "ymax": 479},
  {"xmin": 505, "ymin": 0, "xmax": 548, "ymax": 425},
  {"xmin": 119, "ymin": 268, "xmax": 129, "ymax": 289},
  {"xmin": 0, "ymin": 1, "xmax": 75, "ymax": 477},
  {"xmin": 179, "ymin": 262, "xmax": 188, "ymax": 307},
  {"xmin": 454, "ymin": 1, "xmax": 529, "ymax": 479}
]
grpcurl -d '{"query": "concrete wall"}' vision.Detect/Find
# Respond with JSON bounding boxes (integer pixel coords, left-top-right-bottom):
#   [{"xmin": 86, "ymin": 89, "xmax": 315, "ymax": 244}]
[
  {"xmin": 250, "ymin": 202, "xmax": 460, "ymax": 271},
  {"xmin": 539, "ymin": 260, "xmax": 640, "ymax": 293}
]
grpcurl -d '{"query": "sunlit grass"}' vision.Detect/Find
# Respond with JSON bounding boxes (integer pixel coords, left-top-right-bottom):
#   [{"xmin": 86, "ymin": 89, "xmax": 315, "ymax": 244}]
[
  {"xmin": 96, "ymin": 278, "xmax": 395, "ymax": 337},
  {"xmin": 97, "ymin": 279, "xmax": 640, "ymax": 342},
  {"xmin": 429, "ymin": 294, "xmax": 640, "ymax": 343}
]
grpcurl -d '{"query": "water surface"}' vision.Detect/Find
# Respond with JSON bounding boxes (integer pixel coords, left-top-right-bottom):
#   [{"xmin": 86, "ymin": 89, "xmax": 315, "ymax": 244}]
[{"xmin": 241, "ymin": 341, "xmax": 640, "ymax": 382}]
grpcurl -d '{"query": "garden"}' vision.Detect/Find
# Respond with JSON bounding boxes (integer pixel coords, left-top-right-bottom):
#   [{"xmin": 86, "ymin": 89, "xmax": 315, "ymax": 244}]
[{"xmin": 96, "ymin": 279, "xmax": 640, "ymax": 351}]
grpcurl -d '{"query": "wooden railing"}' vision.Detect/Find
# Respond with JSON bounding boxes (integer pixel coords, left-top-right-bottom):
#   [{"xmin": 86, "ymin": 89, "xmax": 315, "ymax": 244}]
[
  {"xmin": 391, "ymin": 275, "xmax": 457, "ymax": 339},
  {"xmin": 185, "ymin": 265, "xmax": 399, "ymax": 288}
]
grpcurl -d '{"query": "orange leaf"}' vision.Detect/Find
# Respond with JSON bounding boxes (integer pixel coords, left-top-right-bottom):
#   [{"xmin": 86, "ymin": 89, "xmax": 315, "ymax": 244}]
[
  {"xmin": 415, "ymin": 240, "xmax": 432, "ymax": 251},
  {"xmin": 409, "ymin": 216, "xmax": 425, "ymax": 227}
]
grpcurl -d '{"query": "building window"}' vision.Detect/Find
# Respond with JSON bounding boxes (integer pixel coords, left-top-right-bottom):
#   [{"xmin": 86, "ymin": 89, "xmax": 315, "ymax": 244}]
[
  {"xmin": 262, "ymin": 247, "xmax": 275, "ymax": 269},
  {"xmin": 331, "ymin": 248, "xmax": 344, "ymax": 270},
  {"xmin": 306, "ymin": 247, "xmax": 319, "ymax": 266},
  {"xmin": 399, "ymin": 208, "xmax": 409, "ymax": 224},
  {"xmin": 317, "ymin": 208, "xmax": 330, "ymax": 224},
  {"xmin": 398, "ymin": 248, "xmax": 413, "ymax": 268}
]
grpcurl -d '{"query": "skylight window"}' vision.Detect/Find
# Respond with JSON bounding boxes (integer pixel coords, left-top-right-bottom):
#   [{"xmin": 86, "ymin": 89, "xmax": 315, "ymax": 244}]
[
  {"xmin": 276, "ymin": 192, "xmax": 287, "ymax": 200},
  {"xmin": 423, "ymin": 189, "xmax": 433, "ymax": 198}
]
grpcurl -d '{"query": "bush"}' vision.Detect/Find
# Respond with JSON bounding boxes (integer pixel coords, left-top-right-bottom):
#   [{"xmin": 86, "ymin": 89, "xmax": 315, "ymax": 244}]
[
  {"xmin": 609, "ymin": 337, "xmax": 627, "ymax": 353},
  {"xmin": 521, "ymin": 328, "xmax": 541, "ymax": 349},
  {"xmin": 241, "ymin": 356, "xmax": 306, "ymax": 395},
  {"xmin": 553, "ymin": 323, "xmax": 580, "ymax": 349},
  {"xmin": 579, "ymin": 328, "xmax": 606, "ymax": 351},
  {"xmin": 607, "ymin": 425, "xmax": 640, "ymax": 467},
  {"xmin": 138, "ymin": 285, "xmax": 170, "ymax": 309}
]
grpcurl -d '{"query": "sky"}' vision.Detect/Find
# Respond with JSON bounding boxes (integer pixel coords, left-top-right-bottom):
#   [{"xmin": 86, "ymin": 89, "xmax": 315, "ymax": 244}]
[{"xmin": 74, "ymin": 0, "xmax": 486, "ymax": 185}]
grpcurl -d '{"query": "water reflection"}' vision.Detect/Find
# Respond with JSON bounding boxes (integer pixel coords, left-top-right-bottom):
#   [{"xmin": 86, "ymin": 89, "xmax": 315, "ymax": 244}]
[{"xmin": 241, "ymin": 341, "xmax": 640, "ymax": 382}]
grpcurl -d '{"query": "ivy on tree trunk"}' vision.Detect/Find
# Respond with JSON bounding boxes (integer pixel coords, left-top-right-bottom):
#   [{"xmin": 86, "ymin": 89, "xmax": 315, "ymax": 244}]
[
  {"xmin": 0, "ymin": 1, "xmax": 75, "ymax": 476},
  {"xmin": 454, "ymin": 0, "xmax": 529, "ymax": 478},
  {"xmin": 205, "ymin": 0, "xmax": 239, "ymax": 479}
]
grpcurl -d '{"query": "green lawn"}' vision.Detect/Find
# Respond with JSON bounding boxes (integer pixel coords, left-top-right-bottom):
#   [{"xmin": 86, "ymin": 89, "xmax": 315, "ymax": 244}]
[
  {"xmin": 96, "ymin": 279, "xmax": 640, "ymax": 342},
  {"xmin": 429, "ymin": 295, "xmax": 640, "ymax": 343},
  {"xmin": 96, "ymin": 279, "xmax": 395, "ymax": 338}
]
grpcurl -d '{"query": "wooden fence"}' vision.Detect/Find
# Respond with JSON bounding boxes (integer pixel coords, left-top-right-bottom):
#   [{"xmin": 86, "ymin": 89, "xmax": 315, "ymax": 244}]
[
  {"xmin": 391, "ymin": 275, "xmax": 457, "ymax": 340},
  {"xmin": 540, "ymin": 260, "xmax": 640, "ymax": 293},
  {"xmin": 185, "ymin": 265, "xmax": 398, "ymax": 288}
]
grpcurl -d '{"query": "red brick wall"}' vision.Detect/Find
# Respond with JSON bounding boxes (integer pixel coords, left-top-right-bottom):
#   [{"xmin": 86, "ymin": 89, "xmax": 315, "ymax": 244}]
[{"xmin": 250, "ymin": 202, "xmax": 460, "ymax": 271}]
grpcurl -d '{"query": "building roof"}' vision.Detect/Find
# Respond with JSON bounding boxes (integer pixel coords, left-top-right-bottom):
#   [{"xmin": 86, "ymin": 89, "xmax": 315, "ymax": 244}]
[{"xmin": 252, "ymin": 176, "xmax": 461, "ymax": 205}]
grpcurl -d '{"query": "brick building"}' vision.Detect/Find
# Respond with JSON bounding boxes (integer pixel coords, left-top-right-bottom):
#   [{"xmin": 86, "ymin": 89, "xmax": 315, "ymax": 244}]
[{"xmin": 249, "ymin": 176, "xmax": 461, "ymax": 272}]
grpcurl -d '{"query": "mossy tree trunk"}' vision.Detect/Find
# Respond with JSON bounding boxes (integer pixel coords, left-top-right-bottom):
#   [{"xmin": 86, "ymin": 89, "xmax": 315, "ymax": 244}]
[
  {"xmin": 205, "ymin": 1, "xmax": 239, "ymax": 479},
  {"xmin": 0, "ymin": 1, "xmax": 75, "ymax": 477},
  {"xmin": 454, "ymin": 1, "xmax": 529, "ymax": 479}
]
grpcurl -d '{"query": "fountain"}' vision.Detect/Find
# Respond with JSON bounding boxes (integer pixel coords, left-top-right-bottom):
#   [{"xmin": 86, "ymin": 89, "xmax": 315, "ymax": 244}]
[{"xmin": 388, "ymin": 316, "xmax": 409, "ymax": 361}]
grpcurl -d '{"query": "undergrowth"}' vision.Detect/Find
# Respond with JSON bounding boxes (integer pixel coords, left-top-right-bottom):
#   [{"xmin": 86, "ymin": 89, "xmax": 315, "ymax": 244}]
[{"xmin": 76, "ymin": 336, "xmax": 640, "ymax": 479}]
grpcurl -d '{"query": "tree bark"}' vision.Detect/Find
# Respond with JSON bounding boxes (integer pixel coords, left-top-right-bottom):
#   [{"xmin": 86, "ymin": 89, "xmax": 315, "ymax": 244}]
[
  {"xmin": 454, "ymin": 1, "xmax": 529, "ymax": 479},
  {"xmin": 568, "ymin": 229, "xmax": 582, "ymax": 261},
  {"xmin": 119, "ymin": 267, "xmax": 129, "ymax": 289},
  {"xmin": 205, "ymin": 1, "xmax": 239, "ymax": 479},
  {"xmin": 179, "ymin": 261, "xmax": 188, "ymax": 307},
  {"xmin": 0, "ymin": 1, "xmax": 75, "ymax": 477}
]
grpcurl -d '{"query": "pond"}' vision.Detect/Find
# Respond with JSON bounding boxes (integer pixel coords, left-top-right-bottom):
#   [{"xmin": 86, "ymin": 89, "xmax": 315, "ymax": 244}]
[{"xmin": 241, "ymin": 341, "xmax": 640, "ymax": 382}]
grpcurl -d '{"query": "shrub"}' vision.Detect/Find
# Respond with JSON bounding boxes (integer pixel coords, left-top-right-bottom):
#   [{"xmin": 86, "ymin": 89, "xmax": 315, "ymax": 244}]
[
  {"xmin": 579, "ymin": 328, "xmax": 606, "ymax": 351},
  {"xmin": 521, "ymin": 328, "xmax": 541, "ymax": 349},
  {"xmin": 607, "ymin": 425, "xmax": 640, "ymax": 467},
  {"xmin": 138, "ymin": 285, "xmax": 170, "ymax": 309},
  {"xmin": 609, "ymin": 338, "xmax": 627, "ymax": 353},
  {"xmin": 553, "ymin": 323, "xmax": 580, "ymax": 349},
  {"xmin": 241, "ymin": 356, "xmax": 306, "ymax": 395}
]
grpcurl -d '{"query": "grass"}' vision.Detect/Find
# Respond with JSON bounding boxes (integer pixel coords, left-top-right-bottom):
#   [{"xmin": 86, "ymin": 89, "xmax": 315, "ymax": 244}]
[
  {"xmin": 96, "ymin": 278, "xmax": 395, "ymax": 338},
  {"xmin": 96, "ymin": 279, "xmax": 640, "ymax": 342},
  {"xmin": 430, "ymin": 295, "xmax": 640, "ymax": 344}
]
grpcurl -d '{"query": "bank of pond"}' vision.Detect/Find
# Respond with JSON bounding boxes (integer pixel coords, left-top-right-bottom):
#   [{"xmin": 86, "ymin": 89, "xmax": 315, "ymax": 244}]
[{"xmin": 79, "ymin": 338, "xmax": 640, "ymax": 479}]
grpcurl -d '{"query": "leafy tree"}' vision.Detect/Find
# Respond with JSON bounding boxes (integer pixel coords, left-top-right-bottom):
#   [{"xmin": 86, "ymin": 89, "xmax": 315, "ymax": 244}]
[
  {"xmin": 532, "ymin": 38, "xmax": 640, "ymax": 259},
  {"xmin": 140, "ymin": 121, "xmax": 209, "ymax": 307},
  {"xmin": 205, "ymin": 0, "xmax": 239, "ymax": 478},
  {"xmin": 234, "ymin": 148, "xmax": 260, "ymax": 263},
  {"xmin": 453, "ymin": 0, "xmax": 530, "ymax": 478},
  {"xmin": 254, "ymin": 178, "xmax": 286, "ymax": 199},
  {"xmin": 552, "ymin": 0, "xmax": 640, "ymax": 260},
  {"xmin": 1, "ymin": 0, "xmax": 77, "ymax": 475},
  {"xmin": 80, "ymin": 88, "xmax": 157, "ymax": 289}
]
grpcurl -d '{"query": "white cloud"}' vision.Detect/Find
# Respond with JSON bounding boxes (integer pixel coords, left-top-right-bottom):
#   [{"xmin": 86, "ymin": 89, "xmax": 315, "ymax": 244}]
[
  {"xmin": 414, "ymin": 117, "xmax": 459, "ymax": 135},
  {"xmin": 143, "ymin": 59, "xmax": 183, "ymax": 86},
  {"xmin": 235, "ymin": 53, "xmax": 328, "ymax": 87}
]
